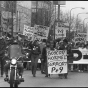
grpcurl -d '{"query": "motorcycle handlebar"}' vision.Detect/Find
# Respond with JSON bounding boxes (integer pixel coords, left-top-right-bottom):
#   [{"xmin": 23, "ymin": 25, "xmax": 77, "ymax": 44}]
[{"xmin": 6, "ymin": 60, "xmax": 23, "ymax": 63}]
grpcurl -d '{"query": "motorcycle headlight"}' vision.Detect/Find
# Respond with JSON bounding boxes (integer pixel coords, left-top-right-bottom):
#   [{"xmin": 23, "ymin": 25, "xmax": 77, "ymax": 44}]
[
  {"xmin": 11, "ymin": 59, "xmax": 17, "ymax": 65},
  {"xmin": 26, "ymin": 53, "xmax": 29, "ymax": 55},
  {"xmin": 5, "ymin": 53, "xmax": 8, "ymax": 56}
]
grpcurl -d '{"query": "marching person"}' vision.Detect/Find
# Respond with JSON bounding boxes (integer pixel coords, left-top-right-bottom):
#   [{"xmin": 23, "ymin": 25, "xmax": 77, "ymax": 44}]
[
  {"xmin": 0, "ymin": 36, "xmax": 6, "ymax": 77},
  {"xmin": 55, "ymin": 40, "xmax": 65, "ymax": 79},
  {"xmin": 40, "ymin": 39, "xmax": 46, "ymax": 74},
  {"xmin": 78, "ymin": 42, "xmax": 85, "ymax": 72},
  {"xmin": 42, "ymin": 41, "xmax": 55, "ymax": 77},
  {"xmin": 56, "ymin": 39, "xmax": 69, "ymax": 79},
  {"xmin": 31, "ymin": 40, "xmax": 41, "ymax": 77}
]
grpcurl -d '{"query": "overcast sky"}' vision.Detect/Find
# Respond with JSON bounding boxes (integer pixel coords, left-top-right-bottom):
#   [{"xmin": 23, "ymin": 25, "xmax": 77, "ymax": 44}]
[{"xmin": 61, "ymin": 1, "xmax": 88, "ymax": 24}]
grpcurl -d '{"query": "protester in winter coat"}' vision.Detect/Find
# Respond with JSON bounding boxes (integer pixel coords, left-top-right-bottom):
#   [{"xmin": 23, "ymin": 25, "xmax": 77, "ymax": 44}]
[
  {"xmin": 58, "ymin": 39, "xmax": 68, "ymax": 79},
  {"xmin": 78, "ymin": 43, "xmax": 85, "ymax": 72},
  {"xmin": 42, "ymin": 41, "xmax": 55, "ymax": 77},
  {"xmin": 31, "ymin": 40, "xmax": 41, "ymax": 77},
  {"xmin": 40, "ymin": 39, "xmax": 46, "ymax": 74}
]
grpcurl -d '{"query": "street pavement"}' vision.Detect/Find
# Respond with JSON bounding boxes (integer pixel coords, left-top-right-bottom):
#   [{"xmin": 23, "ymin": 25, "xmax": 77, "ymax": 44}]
[{"xmin": 0, "ymin": 70, "xmax": 88, "ymax": 87}]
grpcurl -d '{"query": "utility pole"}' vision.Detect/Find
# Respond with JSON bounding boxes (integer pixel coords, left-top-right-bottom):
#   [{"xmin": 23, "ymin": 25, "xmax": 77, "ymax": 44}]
[
  {"xmin": 36, "ymin": 1, "xmax": 38, "ymax": 25},
  {"xmin": 16, "ymin": 2, "xmax": 18, "ymax": 34},
  {"xmin": 19, "ymin": 11, "xmax": 20, "ymax": 33},
  {"xmin": 58, "ymin": 4, "xmax": 60, "ymax": 27},
  {"xmin": 11, "ymin": 1, "xmax": 13, "ymax": 38},
  {"xmin": 0, "ymin": 11, "xmax": 2, "ymax": 37},
  {"xmin": 54, "ymin": 5, "xmax": 56, "ymax": 41}
]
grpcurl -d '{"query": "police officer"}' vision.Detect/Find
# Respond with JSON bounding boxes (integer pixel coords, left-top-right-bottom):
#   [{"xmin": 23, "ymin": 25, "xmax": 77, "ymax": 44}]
[
  {"xmin": 4, "ymin": 38, "xmax": 24, "ymax": 81},
  {"xmin": 42, "ymin": 41, "xmax": 55, "ymax": 77}
]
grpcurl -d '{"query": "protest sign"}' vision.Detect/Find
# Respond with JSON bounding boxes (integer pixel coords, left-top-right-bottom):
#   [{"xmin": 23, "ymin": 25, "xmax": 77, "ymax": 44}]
[
  {"xmin": 69, "ymin": 49, "xmax": 88, "ymax": 64},
  {"xmin": 34, "ymin": 25, "xmax": 49, "ymax": 41},
  {"xmin": 47, "ymin": 49, "xmax": 67, "ymax": 74},
  {"xmin": 55, "ymin": 27, "xmax": 67, "ymax": 39},
  {"xmin": 23, "ymin": 25, "xmax": 34, "ymax": 40},
  {"xmin": 74, "ymin": 33, "xmax": 87, "ymax": 43}
]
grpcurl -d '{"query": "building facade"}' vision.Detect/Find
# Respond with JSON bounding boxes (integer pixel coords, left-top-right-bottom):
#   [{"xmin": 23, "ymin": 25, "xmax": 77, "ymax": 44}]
[{"xmin": 0, "ymin": 1, "xmax": 54, "ymax": 36}]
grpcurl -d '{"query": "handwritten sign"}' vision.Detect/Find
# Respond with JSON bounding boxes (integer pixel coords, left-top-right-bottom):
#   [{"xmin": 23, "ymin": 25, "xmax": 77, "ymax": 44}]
[
  {"xmin": 47, "ymin": 49, "xmax": 67, "ymax": 74},
  {"xmin": 34, "ymin": 25, "xmax": 49, "ymax": 41},
  {"xmin": 55, "ymin": 27, "xmax": 67, "ymax": 39},
  {"xmin": 23, "ymin": 25, "xmax": 34, "ymax": 40},
  {"xmin": 74, "ymin": 33, "xmax": 87, "ymax": 43}
]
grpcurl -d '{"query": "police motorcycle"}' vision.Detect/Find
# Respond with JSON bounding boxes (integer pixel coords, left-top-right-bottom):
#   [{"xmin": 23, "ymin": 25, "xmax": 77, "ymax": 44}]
[{"xmin": 4, "ymin": 42, "xmax": 25, "ymax": 87}]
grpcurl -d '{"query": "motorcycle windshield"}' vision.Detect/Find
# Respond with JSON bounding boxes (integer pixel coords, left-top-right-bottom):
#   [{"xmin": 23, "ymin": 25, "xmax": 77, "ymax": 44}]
[{"xmin": 9, "ymin": 44, "xmax": 23, "ymax": 59}]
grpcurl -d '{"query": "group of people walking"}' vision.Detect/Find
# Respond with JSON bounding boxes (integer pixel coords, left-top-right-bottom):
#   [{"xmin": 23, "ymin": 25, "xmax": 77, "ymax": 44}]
[{"xmin": 0, "ymin": 34, "xmax": 88, "ymax": 80}]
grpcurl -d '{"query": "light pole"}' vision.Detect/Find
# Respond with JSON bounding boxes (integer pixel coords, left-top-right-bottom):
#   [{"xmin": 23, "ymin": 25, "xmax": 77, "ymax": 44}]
[
  {"xmin": 83, "ymin": 18, "xmax": 88, "ymax": 31},
  {"xmin": 86, "ymin": 22, "xmax": 88, "ymax": 28},
  {"xmin": 78, "ymin": 24, "xmax": 83, "ymax": 32},
  {"xmin": 69, "ymin": 7, "xmax": 85, "ymax": 41},
  {"xmin": 86, "ymin": 22, "xmax": 88, "ymax": 41},
  {"xmin": 76, "ymin": 12, "xmax": 88, "ymax": 31}
]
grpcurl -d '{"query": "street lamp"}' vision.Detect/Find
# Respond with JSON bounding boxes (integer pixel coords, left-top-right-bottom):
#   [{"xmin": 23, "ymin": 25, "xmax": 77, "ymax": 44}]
[
  {"xmin": 83, "ymin": 18, "xmax": 88, "ymax": 30},
  {"xmin": 86, "ymin": 22, "xmax": 88, "ymax": 41},
  {"xmin": 86, "ymin": 22, "xmax": 88, "ymax": 28},
  {"xmin": 76, "ymin": 12, "xmax": 88, "ymax": 31},
  {"xmin": 69, "ymin": 7, "xmax": 85, "ymax": 41}
]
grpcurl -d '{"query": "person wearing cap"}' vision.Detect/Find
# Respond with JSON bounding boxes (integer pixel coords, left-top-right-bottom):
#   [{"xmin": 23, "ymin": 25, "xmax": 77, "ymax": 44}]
[
  {"xmin": 31, "ymin": 40, "xmax": 41, "ymax": 77},
  {"xmin": 42, "ymin": 40, "xmax": 55, "ymax": 77}
]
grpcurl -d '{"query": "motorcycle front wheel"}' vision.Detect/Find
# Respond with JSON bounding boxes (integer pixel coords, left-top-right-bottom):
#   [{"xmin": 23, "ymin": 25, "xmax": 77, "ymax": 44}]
[{"xmin": 10, "ymin": 69, "xmax": 15, "ymax": 87}]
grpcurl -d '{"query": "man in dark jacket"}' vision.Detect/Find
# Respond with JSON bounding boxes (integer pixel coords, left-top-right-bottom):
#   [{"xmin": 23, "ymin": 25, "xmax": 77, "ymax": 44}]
[
  {"xmin": 31, "ymin": 40, "xmax": 41, "ymax": 77},
  {"xmin": 0, "ymin": 36, "xmax": 6, "ymax": 77},
  {"xmin": 42, "ymin": 41, "xmax": 55, "ymax": 77},
  {"xmin": 40, "ymin": 39, "xmax": 46, "ymax": 74}
]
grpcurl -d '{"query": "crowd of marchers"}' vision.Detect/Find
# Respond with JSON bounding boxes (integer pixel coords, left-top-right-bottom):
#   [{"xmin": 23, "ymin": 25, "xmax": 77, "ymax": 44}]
[{"xmin": 0, "ymin": 34, "xmax": 88, "ymax": 80}]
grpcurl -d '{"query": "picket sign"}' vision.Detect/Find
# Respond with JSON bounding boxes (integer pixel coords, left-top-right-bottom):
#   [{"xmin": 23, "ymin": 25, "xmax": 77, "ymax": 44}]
[
  {"xmin": 33, "ymin": 25, "xmax": 49, "ymax": 41},
  {"xmin": 55, "ymin": 26, "xmax": 67, "ymax": 39},
  {"xmin": 23, "ymin": 25, "xmax": 34, "ymax": 40},
  {"xmin": 74, "ymin": 33, "xmax": 87, "ymax": 43},
  {"xmin": 47, "ymin": 49, "xmax": 67, "ymax": 74}
]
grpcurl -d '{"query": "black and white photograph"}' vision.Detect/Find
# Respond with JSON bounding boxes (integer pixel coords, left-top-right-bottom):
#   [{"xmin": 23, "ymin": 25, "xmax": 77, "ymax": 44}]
[{"xmin": 0, "ymin": 1, "xmax": 88, "ymax": 87}]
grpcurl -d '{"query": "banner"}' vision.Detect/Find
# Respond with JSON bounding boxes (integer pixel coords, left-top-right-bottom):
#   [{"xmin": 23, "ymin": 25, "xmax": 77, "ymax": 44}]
[
  {"xmin": 55, "ymin": 27, "xmax": 67, "ymax": 39},
  {"xmin": 23, "ymin": 25, "xmax": 34, "ymax": 40},
  {"xmin": 69, "ymin": 49, "xmax": 88, "ymax": 64},
  {"xmin": 74, "ymin": 33, "xmax": 87, "ymax": 43},
  {"xmin": 34, "ymin": 25, "xmax": 49, "ymax": 41},
  {"xmin": 47, "ymin": 49, "xmax": 67, "ymax": 74}
]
